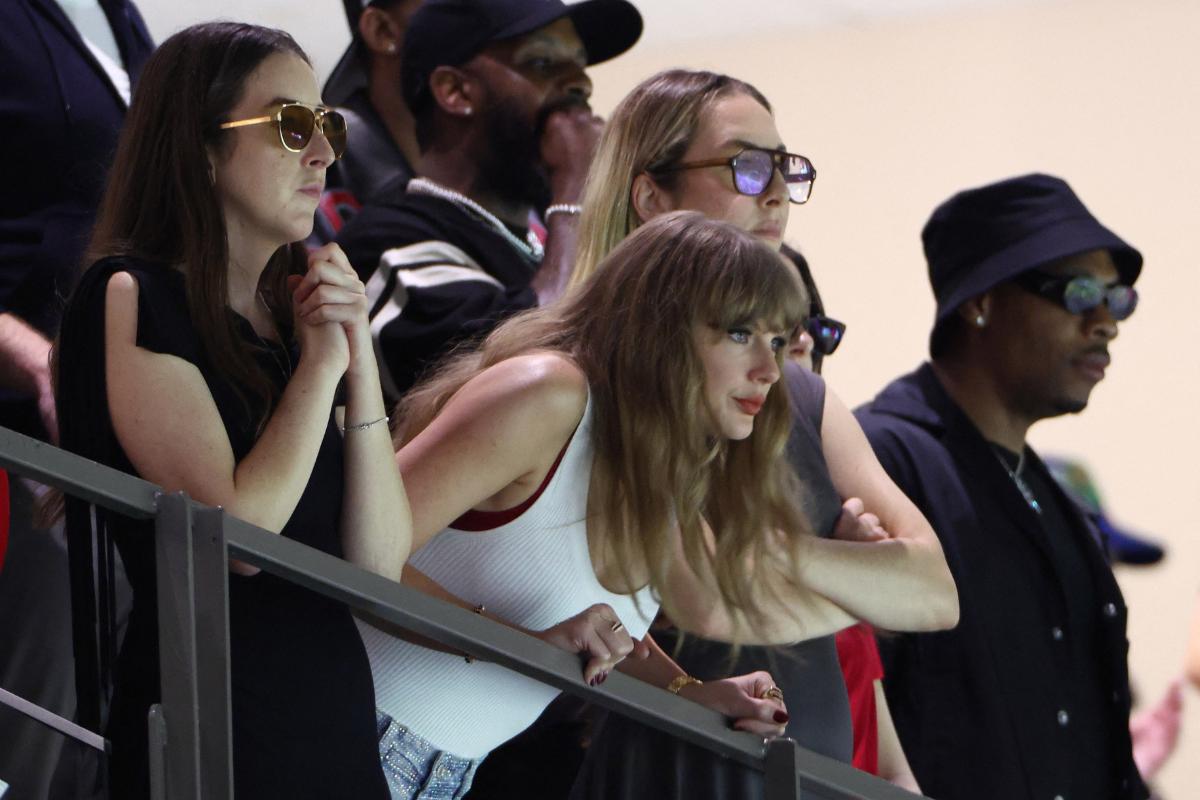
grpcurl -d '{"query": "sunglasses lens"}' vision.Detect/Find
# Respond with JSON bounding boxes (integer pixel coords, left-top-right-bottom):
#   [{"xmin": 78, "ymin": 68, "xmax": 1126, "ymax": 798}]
[
  {"xmin": 1062, "ymin": 277, "xmax": 1105, "ymax": 314},
  {"xmin": 782, "ymin": 154, "xmax": 815, "ymax": 204},
  {"xmin": 732, "ymin": 150, "xmax": 774, "ymax": 196},
  {"xmin": 1106, "ymin": 285, "xmax": 1138, "ymax": 320},
  {"xmin": 278, "ymin": 105, "xmax": 316, "ymax": 152},
  {"xmin": 807, "ymin": 316, "xmax": 845, "ymax": 355},
  {"xmin": 321, "ymin": 110, "xmax": 348, "ymax": 159}
]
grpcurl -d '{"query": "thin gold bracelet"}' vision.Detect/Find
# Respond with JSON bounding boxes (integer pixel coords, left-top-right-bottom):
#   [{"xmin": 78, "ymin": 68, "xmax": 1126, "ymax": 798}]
[{"xmin": 666, "ymin": 675, "xmax": 703, "ymax": 695}]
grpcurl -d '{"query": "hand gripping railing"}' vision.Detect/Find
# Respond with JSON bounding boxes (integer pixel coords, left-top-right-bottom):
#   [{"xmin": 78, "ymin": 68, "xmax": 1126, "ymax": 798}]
[{"xmin": 0, "ymin": 425, "xmax": 927, "ymax": 800}]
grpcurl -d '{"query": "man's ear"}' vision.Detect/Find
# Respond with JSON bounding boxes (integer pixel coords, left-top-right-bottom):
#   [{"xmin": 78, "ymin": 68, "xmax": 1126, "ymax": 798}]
[
  {"xmin": 427, "ymin": 65, "xmax": 477, "ymax": 118},
  {"xmin": 358, "ymin": 6, "xmax": 404, "ymax": 58},
  {"xmin": 957, "ymin": 292, "xmax": 993, "ymax": 329},
  {"xmin": 630, "ymin": 173, "xmax": 675, "ymax": 224}
]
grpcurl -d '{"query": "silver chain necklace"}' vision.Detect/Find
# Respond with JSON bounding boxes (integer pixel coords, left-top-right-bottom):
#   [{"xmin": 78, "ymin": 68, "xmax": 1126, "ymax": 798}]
[
  {"xmin": 992, "ymin": 445, "xmax": 1042, "ymax": 514},
  {"xmin": 407, "ymin": 177, "xmax": 544, "ymax": 262}
]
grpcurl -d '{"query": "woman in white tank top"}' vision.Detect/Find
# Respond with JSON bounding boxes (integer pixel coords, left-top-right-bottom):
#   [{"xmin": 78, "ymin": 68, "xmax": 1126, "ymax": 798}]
[{"xmin": 362, "ymin": 212, "xmax": 898, "ymax": 798}]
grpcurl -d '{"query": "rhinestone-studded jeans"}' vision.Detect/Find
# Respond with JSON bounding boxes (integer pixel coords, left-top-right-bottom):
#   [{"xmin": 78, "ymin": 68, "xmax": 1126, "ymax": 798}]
[{"xmin": 376, "ymin": 711, "xmax": 482, "ymax": 800}]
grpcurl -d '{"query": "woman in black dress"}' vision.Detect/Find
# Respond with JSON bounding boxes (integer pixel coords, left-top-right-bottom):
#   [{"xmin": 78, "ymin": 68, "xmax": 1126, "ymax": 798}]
[{"xmin": 55, "ymin": 22, "xmax": 409, "ymax": 798}]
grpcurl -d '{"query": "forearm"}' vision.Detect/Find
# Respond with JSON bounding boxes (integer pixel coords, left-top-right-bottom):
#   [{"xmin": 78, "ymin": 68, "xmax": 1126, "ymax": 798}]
[
  {"xmin": 0, "ymin": 313, "xmax": 51, "ymax": 394},
  {"xmin": 339, "ymin": 358, "xmax": 410, "ymax": 581},
  {"xmin": 530, "ymin": 212, "xmax": 581, "ymax": 306},
  {"xmin": 226, "ymin": 358, "xmax": 341, "ymax": 532},
  {"xmin": 795, "ymin": 533, "xmax": 958, "ymax": 632},
  {"xmin": 874, "ymin": 681, "xmax": 920, "ymax": 790}
]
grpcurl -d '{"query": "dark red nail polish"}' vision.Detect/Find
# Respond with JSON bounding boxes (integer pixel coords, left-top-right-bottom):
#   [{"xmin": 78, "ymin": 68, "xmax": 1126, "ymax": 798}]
[
  {"xmin": 598, "ymin": 671, "xmax": 609, "ymax": 685},
  {"xmin": 773, "ymin": 711, "xmax": 789, "ymax": 724}
]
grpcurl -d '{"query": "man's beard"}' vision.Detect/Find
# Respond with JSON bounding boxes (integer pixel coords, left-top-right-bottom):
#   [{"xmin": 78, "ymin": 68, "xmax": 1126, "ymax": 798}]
[{"xmin": 473, "ymin": 95, "xmax": 586, "ymax": 211}]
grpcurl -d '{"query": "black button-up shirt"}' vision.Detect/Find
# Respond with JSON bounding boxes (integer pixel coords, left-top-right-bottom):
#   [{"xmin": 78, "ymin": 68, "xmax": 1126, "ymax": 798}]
[{"xmin": 855, "ymin": 364, "xmax": 1146, "ymax": 800}]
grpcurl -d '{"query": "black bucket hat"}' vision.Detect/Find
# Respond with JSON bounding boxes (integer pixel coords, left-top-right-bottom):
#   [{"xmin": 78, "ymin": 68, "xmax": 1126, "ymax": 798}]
[
  {"xmin": 925, "ymin": 173, "xmax": 1143, "ymax": 336},
  {"xmin": 401, "ymin": 0, "xmax": 642, "ymax": 111}
]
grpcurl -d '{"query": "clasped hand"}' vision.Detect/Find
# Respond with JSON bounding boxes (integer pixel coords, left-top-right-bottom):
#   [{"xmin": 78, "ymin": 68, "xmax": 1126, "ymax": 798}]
[{"xmin": 289, "ymin": 243, "xmax": 372, "ymax": 377}]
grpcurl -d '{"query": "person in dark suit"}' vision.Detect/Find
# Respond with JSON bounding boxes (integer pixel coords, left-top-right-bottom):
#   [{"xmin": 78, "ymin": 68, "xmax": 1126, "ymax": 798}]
[{"xmin": 0, "ymin": 1, "xmax": 151, "ymax": 796}]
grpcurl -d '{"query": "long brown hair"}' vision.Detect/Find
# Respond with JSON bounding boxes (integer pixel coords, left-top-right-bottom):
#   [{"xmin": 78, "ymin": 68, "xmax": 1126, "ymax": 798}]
[
  {"xmin": 398, "ymin": 212, "xmax": 812, "ymax": 638},
  {"xmin": 85, "ymin": 21, "xmax": 310, "ymax": 422},
  {"xmin": 572, "ymin": 69, "xmax": 772, "ymax": 290}
]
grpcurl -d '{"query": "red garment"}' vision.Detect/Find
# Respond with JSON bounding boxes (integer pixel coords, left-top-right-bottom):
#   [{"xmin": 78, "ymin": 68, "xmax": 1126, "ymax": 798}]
[
  {"xmin": 0, "ymin": 469, "xmax": 9, "ymax": 572},
  {"xmin": 835, "ymin": 622, "xmax": 884, "ymax": 775}
]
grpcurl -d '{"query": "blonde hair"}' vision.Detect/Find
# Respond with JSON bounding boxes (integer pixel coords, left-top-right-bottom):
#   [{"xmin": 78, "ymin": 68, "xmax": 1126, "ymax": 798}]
[
  {"xmin": 398, "ymin": 212, "xmax": 812, "ymax": 639},
  {"xmin": 572, "ymin": 69, "xmax": 772, "ymax": 290}
]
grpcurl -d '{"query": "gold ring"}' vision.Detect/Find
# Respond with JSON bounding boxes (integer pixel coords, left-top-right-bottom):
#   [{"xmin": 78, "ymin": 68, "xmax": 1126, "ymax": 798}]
[
  {"xmin": 761, "ymin": 686, "xmax": 784, "ymax": 702},
  {"xmin": 610, "ymin": 621, "xmax": 625, "ymax": 634}
]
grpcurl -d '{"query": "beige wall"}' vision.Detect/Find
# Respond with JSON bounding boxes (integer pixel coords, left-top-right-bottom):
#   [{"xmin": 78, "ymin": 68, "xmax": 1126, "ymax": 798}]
[{"xmin": 590, "ymin": 0, "xmax": 1199, "ymax": 795}]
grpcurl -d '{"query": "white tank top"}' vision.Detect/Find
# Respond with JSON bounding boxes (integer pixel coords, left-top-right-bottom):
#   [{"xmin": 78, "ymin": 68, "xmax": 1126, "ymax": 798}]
[{"xmin": 357, "ymin": 391, "xmax": 658, "ymax": 758}]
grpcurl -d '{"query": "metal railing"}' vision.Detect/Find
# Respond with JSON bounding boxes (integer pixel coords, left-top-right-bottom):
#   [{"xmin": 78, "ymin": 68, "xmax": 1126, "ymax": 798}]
[{"xmin": 0, "ymin": 425, "xmax": 927, "ymax": 800}]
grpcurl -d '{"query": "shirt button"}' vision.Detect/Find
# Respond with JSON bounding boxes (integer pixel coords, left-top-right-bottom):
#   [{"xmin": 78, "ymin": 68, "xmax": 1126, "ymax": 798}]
[
  {"xmin": 1112, "ymin": 690, "xmax": 1121, "ymax": 704},
  {"xmin": 1057, "ymin": 709, "xmax": 1070, "ymax": 726},
  {"xmin": 1051, "ymin": 626, "xmax": 1064, "ymax": 641},
  {"xmin": 1103, "ymin": 602, "xmax": 1118, "ymax": 618}
]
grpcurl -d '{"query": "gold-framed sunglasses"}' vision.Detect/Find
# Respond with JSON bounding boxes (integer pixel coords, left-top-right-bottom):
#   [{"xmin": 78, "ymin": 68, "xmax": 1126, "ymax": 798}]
[{"xmin": 219, "ymin": 102, "xmax": 348, "ymax": 160}]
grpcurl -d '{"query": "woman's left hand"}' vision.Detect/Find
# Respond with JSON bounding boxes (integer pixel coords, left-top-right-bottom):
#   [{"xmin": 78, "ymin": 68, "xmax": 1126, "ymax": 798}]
[
  {"xmin": 676, "ymin": 670, "xmax": 789, "ymax": 738},
  {"xmin": 293, "ymin": 243, "xmax": 374, "ymax": 375}
]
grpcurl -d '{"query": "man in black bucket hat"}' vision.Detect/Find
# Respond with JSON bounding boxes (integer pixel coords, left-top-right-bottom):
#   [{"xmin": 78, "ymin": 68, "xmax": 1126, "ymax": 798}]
[
  {"xmin": 855, "ymin": 173, "xmax": 1149, "ymax": 800},
  {"xmin": 336, "ymin": 0, "xmax": 642, "ymax": 400}
]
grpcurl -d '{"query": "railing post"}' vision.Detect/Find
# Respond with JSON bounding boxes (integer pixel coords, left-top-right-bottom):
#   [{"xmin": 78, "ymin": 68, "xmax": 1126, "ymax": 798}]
[
  {"xmin": 765, "ymin": 737, "xmax": 803, "ymax": 800},
  {"xmin": 153, "ymin": 493, "xmax": 233, "ymax": 799}
]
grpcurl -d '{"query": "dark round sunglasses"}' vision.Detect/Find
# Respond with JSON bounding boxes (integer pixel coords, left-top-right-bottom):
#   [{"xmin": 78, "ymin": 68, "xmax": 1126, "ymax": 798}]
[
  {"xmin": 219, "ymin": 102, "xmax": 348, "ymax": 160},
  {"xmin": 1013, "ymin": 269, "xmax": 1138, "ymax": 320},
  {"xmin": 658, "ymin": 147, "xmax": 817, "ymax": 204},
  {"xmin": 806, "ymin": 314, "xmax": 846, "ymax": 356}
]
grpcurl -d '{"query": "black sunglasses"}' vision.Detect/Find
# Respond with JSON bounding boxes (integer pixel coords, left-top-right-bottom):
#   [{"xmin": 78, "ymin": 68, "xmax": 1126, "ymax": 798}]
[
  {"xmin": 1012, "ymin": 269, "xmax": 1138, "ymax": 321},
  {"xmin": 658, "ymin": 147, "xmax": 817, "ymax": 204},
  {"xmin": 806, "ymin": 315, "xmax": 846, "ymax": 356}
]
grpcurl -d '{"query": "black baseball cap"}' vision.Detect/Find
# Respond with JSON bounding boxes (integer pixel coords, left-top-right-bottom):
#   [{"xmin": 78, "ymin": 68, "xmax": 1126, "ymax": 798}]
[
  {"xmin": 924, "ymin": 173, "xmax": 1142, "ymax": 345},
  {"xmin": 401, "ymin": 0, "xmax": 643, "ymax": 111}
]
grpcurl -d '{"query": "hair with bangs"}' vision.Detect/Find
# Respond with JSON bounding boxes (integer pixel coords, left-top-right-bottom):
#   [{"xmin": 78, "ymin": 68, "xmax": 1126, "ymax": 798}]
[
  {"xmin": 398, "ymin": 212, "xmax": 812, "ymax": 639},
  {"xmin": 571, "ymin": 69, "xmax": 772, "ymax": 290}
]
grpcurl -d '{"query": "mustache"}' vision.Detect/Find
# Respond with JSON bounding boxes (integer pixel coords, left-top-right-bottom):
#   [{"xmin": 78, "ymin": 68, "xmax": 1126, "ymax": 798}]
[{"xmin": 534, "ymin": 94, "xmax": 592, "ymax": 138}]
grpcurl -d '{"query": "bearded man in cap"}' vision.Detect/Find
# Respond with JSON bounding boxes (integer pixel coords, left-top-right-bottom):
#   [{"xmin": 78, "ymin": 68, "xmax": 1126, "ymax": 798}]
[
  {"xmin": 336, "ymin": 0, "xmax": 641, "ymax": 400},
  {"xmin": 855, "ymin": 173, "xmax": 1147, "ymax": 800}
]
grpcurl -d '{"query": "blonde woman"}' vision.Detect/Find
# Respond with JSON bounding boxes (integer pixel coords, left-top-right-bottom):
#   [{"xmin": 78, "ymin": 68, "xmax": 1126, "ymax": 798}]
[
  {"xmin": 567, "ymin": 69, "xmax": 950, "ymax": 797},
  {"xmin": 356, "ymin": 212, "xmax": 942, "ymax": 797}
]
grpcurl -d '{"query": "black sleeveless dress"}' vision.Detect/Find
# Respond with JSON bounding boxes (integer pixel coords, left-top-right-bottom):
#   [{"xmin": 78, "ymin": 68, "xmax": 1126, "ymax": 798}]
[
  {"xmin": 57, "ymin": 257, "xmax": 388, "ymax": 798},
  {"xmin": 569, "ymin": 363, "xmax": 852, "ymax": 799}
]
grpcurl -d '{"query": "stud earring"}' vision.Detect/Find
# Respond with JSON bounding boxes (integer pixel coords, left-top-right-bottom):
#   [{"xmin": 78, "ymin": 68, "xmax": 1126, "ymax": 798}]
[
  {"xmin": 974, "ymin": 315, "xmax": 986, "ymax": 328},
  {"xmin": 386, "ymin": 43, "xmax": 398, "ymax": 54},
  {"xmin": 463, "ymin": 107, "xmax": 473, "ymax": 116}
]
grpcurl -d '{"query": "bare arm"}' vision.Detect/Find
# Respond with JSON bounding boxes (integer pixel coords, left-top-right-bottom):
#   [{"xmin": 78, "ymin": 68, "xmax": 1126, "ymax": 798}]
[
  {"xmin": 299, "ymin": 244, "xmax": 409, "ymax": 582},
  {"xmin": 874, "ymin": 680, "xmax": 921, "ymax": 791},
  {"xmin": 106, "ymin": 272, "xmax": 344, "ymax": 538},
  {"xmin": 799, "ymin": 387, "xmax": 959, "ymax": 631},
  {"xmin": 529, "ymin": 106, "xmax": 603, "ymax": 305},
  {"xmin": 0, "ymin": 313, "xmax": 57, "ymax": 440}
]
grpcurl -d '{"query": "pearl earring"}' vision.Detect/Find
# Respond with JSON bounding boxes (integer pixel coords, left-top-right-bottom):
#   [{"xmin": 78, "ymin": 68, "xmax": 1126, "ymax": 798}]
[
  {"xmin": 386, "ymin": 43, "xmax": 398, "ymax": 54},
  {"xmin": 974, "ymin": 315, "xmax": 986, "ymax": 328}
]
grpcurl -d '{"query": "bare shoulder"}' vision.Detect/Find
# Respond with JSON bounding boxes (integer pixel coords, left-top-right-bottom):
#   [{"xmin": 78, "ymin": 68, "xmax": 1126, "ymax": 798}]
[{"xmin": 453, "ymin": 351, "xmax": 588, "ymax": 437}]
